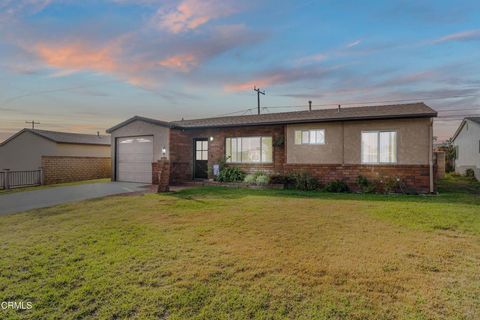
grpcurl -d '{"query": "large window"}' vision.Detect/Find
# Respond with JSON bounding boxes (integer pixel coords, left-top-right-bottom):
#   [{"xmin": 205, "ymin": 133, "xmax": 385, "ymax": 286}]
[
  {"xmin": 225, "ymin": 137, "xmax": 272, "ymax": 163},
  {"xmin": 361, "ymin": 131, "xmax": 397, "ymax": 164},
  {"xmin": 294, "ymin": 129, "xmax": 325, "ymax": 144}
]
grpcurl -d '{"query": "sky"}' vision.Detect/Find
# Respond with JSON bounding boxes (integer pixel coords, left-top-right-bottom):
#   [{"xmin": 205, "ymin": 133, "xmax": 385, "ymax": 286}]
[{"xmin": 1, "ymin": 0, "xmax": 480, "ymax": 142}]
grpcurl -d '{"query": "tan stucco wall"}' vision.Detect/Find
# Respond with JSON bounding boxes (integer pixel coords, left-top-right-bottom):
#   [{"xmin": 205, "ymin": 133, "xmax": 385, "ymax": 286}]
[
  {"xmin": 108, "ymin": 119, "xmax": 170, "ymax": 179},
  {"xmin": 0, "ymin": 131, "xmax": 56, "ymax": 170},
  {"xmin": 56, "ymin": 143, "xmax": 110, "ymax": 157},
  {"xmin": 287, "ymin": 118, "xmax": 431, "ymax": 165},
  {"xmin": 0, "ymin": 131, "xmax": 111, "ymax": 171}
]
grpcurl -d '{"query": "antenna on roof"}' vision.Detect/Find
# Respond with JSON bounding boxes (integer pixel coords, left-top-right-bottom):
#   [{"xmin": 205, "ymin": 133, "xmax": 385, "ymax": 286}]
[
  {"xmin": 25, "ymin": 120, "xmax": 40, "ymax": 129},
  {"xmin": 253, "ymin": 86, "xmax": 265, "ymax": 115},
  {"xmin": 308, "ymin": 101, "xmax": 312, "ymax": 111}
]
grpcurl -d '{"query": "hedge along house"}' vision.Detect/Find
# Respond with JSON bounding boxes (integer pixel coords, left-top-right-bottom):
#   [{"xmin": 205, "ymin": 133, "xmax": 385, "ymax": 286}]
[
  {"xmin": 106, "ymin": 102, "xmax": 438, "ymax": 193},
  {"xmin": 0, "ymin": 129, "xmax": 111, "ymax": 184}
]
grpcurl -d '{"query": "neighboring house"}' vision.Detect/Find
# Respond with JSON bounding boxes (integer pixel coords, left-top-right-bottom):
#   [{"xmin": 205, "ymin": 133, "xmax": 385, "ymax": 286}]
[
  {"xmin": 106, "ymin": 102, "xmax": 437, "ymax": 193},
  {"xmin": 452, "ymin": 117, "xmax": 480, "ymax": 180},
  {"xmin": 0, "ymin": 129, "xmax": 111, "ymax": 184}
]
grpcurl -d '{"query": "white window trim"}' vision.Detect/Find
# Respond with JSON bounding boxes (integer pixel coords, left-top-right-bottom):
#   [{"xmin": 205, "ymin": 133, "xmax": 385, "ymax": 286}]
[
  {"xmin": 294, "ymin": 129, "xmax": 326, "ymax": 145},
  {"xmin": 361, "ymin": 130, "xmax": 398, "ymax": 165},
  {"xmin": 225, "ymin": 136, "xmax": 273, "ymax": 164}
]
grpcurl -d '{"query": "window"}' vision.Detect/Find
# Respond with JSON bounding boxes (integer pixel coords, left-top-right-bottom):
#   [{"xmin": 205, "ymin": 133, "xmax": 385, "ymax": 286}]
[
  {"xmin": 225, "ymin": 137, "xmax": 272, "ymax": 163},
  {"xmin": 195, "ymin": 140, "xmax": 208, "ymax": 160},
  {"xmin": 361, "ymin": 131, "xmax": 397, "ymax": 164},
  {"xmin": 294, "ymin": 129, "xmax": 325, "ymax": 144}
]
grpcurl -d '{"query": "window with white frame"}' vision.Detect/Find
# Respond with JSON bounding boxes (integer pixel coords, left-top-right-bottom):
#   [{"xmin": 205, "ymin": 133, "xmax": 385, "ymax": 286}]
[
  {"xmin": 225, "ymin": 137, "xmax": 272, "ymax": 163},
  {"xmin": 361, "ymin": 131, "xmax": 397, "ymax": 164},
  {"xmin": 294, "ymin": 129, "xmax": 325, "ymax": 145}
]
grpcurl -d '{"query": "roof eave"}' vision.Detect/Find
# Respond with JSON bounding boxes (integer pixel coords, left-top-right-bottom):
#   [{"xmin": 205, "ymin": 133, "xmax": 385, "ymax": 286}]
[
  {"xmin": 174, "ymin": 113, "xmax": 437, "ymax": 129},
  {"xmin": 106, "ymin": 116, "xmax": 172, "ymax": 133}
]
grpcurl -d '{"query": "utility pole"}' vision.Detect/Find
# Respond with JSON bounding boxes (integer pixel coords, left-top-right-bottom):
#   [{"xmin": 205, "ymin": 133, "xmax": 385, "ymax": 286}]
[
  {"xmin": 253, "ymin": 86, "xmax": 265, "ymax": 115},
  {"xmin": 25, "ymin": 120, "xmax": 40, "ymax": 129}
]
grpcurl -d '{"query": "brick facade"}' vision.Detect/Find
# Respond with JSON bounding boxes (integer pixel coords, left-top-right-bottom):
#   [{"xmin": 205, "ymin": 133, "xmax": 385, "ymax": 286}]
[
  {"xmin": 284, "ymin": 164, "xmax": 431, "ymax": 193},
  {"xmin": 167, "ymin": 124, "xmax": 434, "ymax": 193},
  {"xmin": 41, "ymin": 156, "xmax": 111, "ymax": 185},
  {"xmin": 169, "ymin": 125, "xmax": 285, "ymax": 183}
]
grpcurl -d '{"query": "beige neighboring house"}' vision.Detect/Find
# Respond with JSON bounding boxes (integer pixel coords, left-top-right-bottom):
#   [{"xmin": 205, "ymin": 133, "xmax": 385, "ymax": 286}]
[
  {"xmin": 0, "ymin": 129, "xmax": 111, "ymax": 184},
  {"xmin": 452, "ymin": 117, "xmax": 480, "ymax": 180}
]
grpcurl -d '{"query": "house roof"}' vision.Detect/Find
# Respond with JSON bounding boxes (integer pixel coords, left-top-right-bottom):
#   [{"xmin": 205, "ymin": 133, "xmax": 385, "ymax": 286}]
[
  {"xmin": 170, "ymin": 102, "xmax": 436, "ymax": 129},
  {"xmin": 0, "ymin": 129, "xmax": 110, "ymax": 147},
  {"xmin": 452, "ymin": 117, "xmax": 480, "ymax": 141},
  {"xmin": 107, "ymin": 102, "xmax": 437, "ymax": 132},
  {"xmin": 106, "ymin": 115, "xmax": 171, "ymax": 133}
]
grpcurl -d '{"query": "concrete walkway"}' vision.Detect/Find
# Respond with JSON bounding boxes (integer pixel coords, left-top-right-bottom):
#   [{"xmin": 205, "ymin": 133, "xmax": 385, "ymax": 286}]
[{"xmin": 0, "ymin": 182, "xmax": 151, "ymax": 215}]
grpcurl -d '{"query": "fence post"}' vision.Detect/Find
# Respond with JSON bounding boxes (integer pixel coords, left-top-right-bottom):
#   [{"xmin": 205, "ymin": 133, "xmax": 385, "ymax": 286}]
[
  {"xmin": 4, "ymin": 169, "xmax": 10, "ymax": 190},
  {"xmin": 39, "ymin": 167, "xmax": 44, "ymax": 185}
]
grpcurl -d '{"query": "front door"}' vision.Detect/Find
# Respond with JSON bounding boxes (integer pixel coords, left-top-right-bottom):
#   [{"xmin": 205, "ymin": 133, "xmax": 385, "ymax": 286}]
[{"xmin": 194, "ymin": 138, "xmax": 208, "ymax": 179}]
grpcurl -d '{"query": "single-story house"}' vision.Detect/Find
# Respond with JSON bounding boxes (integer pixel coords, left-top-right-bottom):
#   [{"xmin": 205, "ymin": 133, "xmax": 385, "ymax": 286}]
[
  {"xmin": 0, "ymin": 129, "xmax": 111, "ymax": 184},
  {"xmin": 452, "ymin": 117, "xmax": 480, "ymax": 180},
  {"xmin": 106, "ymin": 102, "xmax": 438, "ymax": 193}
]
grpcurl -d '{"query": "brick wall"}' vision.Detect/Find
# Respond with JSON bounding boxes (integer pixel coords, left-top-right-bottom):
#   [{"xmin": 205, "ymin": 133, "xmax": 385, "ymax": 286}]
[
  {"xmin": 42, "ymin": 156, "xmax": 111, "ymax": 185},
  {"xmin": 284, "ymin": 164, "xmax": 431, "ymax": 193},
  {"xmin": 169, "ymin": 125, "xmax": 285, "ymax": 183}
]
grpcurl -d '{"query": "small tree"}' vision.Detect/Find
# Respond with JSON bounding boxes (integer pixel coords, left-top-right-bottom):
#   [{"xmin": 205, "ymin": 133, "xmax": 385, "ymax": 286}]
[{"xmin": 444, "ymin": 138, "xmax": 456, "ymax": 173}]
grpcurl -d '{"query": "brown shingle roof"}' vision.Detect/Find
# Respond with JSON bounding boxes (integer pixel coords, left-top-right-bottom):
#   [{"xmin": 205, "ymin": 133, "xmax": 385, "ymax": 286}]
[
  {"xmin": 1, "ymin": 129, "xmax": 110, "ymax": 146},
  {"xmin": 170, "ymin": 102, "xmax": 437, "ymax": 128}
]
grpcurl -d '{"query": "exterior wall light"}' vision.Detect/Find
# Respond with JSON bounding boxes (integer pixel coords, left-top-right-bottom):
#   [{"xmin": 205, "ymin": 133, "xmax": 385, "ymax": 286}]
[
  {"xmin": 161, "ymin": 146, "xmax": 166, "ymax": 156},
  {"xmin": 209, "ymin": 136, "xmax": 214, "ymax": 141}
]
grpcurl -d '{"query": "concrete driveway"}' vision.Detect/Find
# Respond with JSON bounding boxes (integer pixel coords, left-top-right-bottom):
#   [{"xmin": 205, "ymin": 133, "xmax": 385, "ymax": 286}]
[{"xmin": 0, "ymin": 182, "xmax": 151, "ymax": 215}]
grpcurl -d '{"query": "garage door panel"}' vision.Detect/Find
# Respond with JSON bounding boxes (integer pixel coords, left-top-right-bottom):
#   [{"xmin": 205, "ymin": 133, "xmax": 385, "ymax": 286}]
[{"xmin": 117, "ymin": 136, "xmax": 153, "ymax": 183}]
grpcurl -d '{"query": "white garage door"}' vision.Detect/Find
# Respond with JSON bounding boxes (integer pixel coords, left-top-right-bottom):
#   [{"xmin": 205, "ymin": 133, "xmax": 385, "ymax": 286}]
[{"xmin": 117, "ymin": 136, "xmax": 154, "ymax": 183}]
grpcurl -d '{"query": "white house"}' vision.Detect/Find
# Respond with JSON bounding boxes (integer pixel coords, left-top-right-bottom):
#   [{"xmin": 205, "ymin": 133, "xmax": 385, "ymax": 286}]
[{"xmin": 452, "ymin": 117, "xmax": 480, "ymax": 180}]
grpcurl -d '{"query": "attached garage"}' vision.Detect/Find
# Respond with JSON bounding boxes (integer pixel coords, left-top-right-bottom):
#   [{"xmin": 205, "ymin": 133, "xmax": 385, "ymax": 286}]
[{"xmin": 116, "ymin": 136, "xmax": 154, "ymax": 183}]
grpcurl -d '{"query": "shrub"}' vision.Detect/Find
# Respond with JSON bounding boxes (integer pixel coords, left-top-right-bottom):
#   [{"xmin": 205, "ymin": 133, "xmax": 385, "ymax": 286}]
[
  {"xmin": 288, "ymin": 171, "xmax": 320, "ymax": 191},
  {"xmin": 356, "ymin": 175, "xmax": 376, "ymax": 193},
  {"xmin": 324, "ymin": 180, "xmax": 349, "ymax": 193},
  {"xmin": 269, "ymin": 174, "xmax": 295, "ymax": 186},
  {"xmin": 381, "ymin": 176, "xmax": 400, "ymax": 194},
  {"xmin": 244, "ymin": 174, "xmax": 257, "ymax": 184},
  {"xmin": 256, "ymin": 174, "xmax": 270, "ymax": 185},
  {"xmin": 465, "ymin": 169, "xmax": 475, "ymax": 178},
  {"xmin": 217, "ymin": 167, "xmax": 246, "ymax": 182}
]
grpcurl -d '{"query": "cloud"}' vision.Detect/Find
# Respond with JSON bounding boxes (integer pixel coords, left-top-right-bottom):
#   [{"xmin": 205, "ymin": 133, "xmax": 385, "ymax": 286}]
[
  {"xmin": 152, "ymin": 0, "xmax": 238, "ymax": 33},
  {"xmin": 297, "ymin": 53, "xmax": 328, "ymax": 65},
  {"xmin": 158, "ymin": 54, "xmax": 198, "ymax": 72},
  {"xmin": 346, "ymin": 40, "xmax": 361, "ymax": 48},
  {"xmin": 34, "ymin": 42, "xmax": 119, "ymax": 73},
  {"xmin": 433, "ymin": 29, "xmax": 480, "ymax": 44},
  {"xmin": 225, "ymin": 65, "xmax": 341, "ymax": 92}
]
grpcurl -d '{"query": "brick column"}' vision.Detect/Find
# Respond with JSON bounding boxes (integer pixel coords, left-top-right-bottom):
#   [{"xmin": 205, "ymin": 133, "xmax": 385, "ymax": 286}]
[{"xmin": 157, "ymin": 158, "xmax": 170, "ymax": 193}]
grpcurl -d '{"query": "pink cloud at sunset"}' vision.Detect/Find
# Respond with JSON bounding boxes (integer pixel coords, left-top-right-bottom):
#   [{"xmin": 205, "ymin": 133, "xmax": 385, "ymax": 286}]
[
  {"xmin": 153, "ymin": 0, "xmax": 238, "ymax": 33},
  {"xmin": 35, "ymin": 43, "xmax": 119, "ymax": 73},
  {"xmin": 158, "ymin": 54, "xmax": 198, "ymax": 72}
]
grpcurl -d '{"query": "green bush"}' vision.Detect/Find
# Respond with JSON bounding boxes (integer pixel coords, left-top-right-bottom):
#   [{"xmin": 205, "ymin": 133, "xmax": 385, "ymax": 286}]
[
  {"xmin": 244, "ymin": 174, "xmax": 257, "ymax": 184},
  {"xmin": 324, "ymin": 180, "xmax": 349, "ymax": 193},
  {"xmin": 465, "ymin": 169, "xmax": 476, "ymax": 178},
  {"xmin": 217, "ymin": 167, "xmax": 246, "ymax": 182},
  {"xmin": 288, "ymin": 171, "xmax": 320, "ymax": 191},
  {"xmin": 381, "ymin": 176, "xmax": 400, "ymax": 194},
  {"xmin": 256, "ymin": 174, "xmax": 270, "ymax": 185},
  {"xmin": 356, "ymin": 175, "xmax": 376, "ymax": 193}
]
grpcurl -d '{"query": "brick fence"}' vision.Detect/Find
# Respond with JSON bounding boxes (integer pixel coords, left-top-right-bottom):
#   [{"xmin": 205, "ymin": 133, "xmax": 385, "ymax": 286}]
[{"xmin": 41, "ymin": 156, "xmax": 111, "ymax": 185}]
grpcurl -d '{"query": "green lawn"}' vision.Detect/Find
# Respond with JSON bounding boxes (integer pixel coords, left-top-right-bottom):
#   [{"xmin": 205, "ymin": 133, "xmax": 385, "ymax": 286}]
[
  {"xmin": 0, "ymin": 178, "xmax": 110, "ymax": 195},
  {"xmin": 0, "ymin": 177, "xmax": 479, "ymax": 319}
]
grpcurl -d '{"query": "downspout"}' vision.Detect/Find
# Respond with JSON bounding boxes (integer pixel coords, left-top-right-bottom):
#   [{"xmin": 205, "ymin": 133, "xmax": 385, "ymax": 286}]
[{"xmin": 429, "ymin": 118, "xmax": 434, "ymax": 193}]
